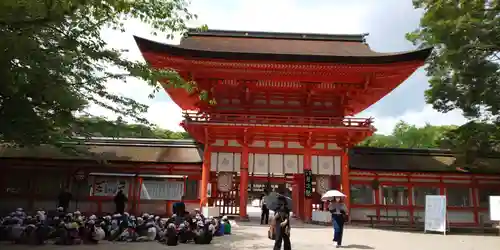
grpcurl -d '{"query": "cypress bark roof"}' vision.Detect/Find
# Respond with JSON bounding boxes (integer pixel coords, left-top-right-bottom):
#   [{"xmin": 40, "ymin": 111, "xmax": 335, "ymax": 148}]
[{"xmin": 134, "ymin": 29, "xmax": 432, "ymax": 64}]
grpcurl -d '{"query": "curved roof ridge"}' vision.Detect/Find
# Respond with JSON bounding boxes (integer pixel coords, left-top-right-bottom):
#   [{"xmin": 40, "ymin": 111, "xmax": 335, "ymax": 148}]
[
  {"xmin": 186, "ymin": 28, "xmax": 369, "ymax": 43},
  {"xmin": 134, "ymin": 35, "xmax": 432, "ymax": 64}
]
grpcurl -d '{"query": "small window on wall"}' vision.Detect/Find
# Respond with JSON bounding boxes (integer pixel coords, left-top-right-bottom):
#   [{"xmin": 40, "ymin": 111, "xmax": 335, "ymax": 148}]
[
  {"xmin": 381, "ymin": 185, "xmax": 409, "ymax": 206},
  {"xmin": 478, "ymin": 187, "xmax": 500, "ymax": 208},
  {"xmin": 184, "ymin": 180, "xmax": 198, "ymax": 200},
  {"xmin": 413, "ymin": 186, "xmax": 439, "ymax": 206},
  {"xmin": 350, "ymin": 184, "xmax": 374, "ymax": 205},
  {"xmin": 447, "ymin": 187, "xmax": 472, "ymax": 207}
]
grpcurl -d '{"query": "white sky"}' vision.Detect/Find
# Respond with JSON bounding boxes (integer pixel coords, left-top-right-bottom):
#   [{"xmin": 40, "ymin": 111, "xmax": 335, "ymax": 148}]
[{"xmin": 89, "ymin": 0, "xmax": 468, "ymax": 135}]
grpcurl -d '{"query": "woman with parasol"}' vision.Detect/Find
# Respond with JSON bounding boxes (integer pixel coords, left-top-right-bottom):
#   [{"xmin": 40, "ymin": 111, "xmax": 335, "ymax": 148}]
[
  {"xmin": 272, "ymin": 195, "xmax": 291, "ymax": 250},
  {"xmin": 322, "ymin": 190, "xmax": 348, "ymax": 248}
]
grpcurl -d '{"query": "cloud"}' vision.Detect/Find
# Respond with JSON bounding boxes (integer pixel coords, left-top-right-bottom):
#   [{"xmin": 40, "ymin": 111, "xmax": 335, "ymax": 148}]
[{"xmin": 90, "ymin": 0, "xmax": 467, "ymax": 135}]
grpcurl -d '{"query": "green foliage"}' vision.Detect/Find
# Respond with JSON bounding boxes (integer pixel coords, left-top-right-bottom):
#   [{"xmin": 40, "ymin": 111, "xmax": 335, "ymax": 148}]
[
  {"xmin": 407, "ymin": 0, "xmax": 500, "ymax": 163},
  {"xmin": 0, "ymin": 0, "xmax": 199, "ymax": 147},
  {"xmin": 359, "ymin": 121, "xmax": 457, "ymax": 149},
  {"xmin": 407, "ymin": 0, "xmax": 500, "ymax": 119},
  {"xmin": 75, "ymin": 116, "xmax": 190, "ymax": 139}
]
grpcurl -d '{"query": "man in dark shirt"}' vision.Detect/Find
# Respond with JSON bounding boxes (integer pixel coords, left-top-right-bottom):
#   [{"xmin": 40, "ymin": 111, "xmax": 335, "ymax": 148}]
[
  {"xmin": 114, "ymin": 190, "xmax": 128, "ymax": 214},
  {"xmin": 57, "ymin": 188, "xmax": 72, "ymax": 212}
]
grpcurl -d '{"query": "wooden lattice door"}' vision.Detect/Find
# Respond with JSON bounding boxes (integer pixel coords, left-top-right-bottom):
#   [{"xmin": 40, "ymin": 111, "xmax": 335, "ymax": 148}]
[{"xmin": 214, "ymin": 173, "xmax": 240, "ymax": 216}]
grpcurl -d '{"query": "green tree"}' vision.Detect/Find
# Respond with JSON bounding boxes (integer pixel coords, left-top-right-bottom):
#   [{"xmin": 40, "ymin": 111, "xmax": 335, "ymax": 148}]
[
  {"xmin": 0, "ymin": 0, "xmax": 202, "ymax": 147},
  {"xmin": 357, "ymin": 134, "xmax": 401, "ymax": 148},
  {"xmin": 407, "ymin": 0, "xmax": 500, "ymax": 163},
  {"xmin": 406, "ymin": 0, "xmax": 500, "ymax": 119},
  {"xmin": 75, "ymin": 116, "xmax": 190, "ymax": 139},
  {"xmin": 359, "ymin": 121, "xmax": 456, "ymax": 149}
]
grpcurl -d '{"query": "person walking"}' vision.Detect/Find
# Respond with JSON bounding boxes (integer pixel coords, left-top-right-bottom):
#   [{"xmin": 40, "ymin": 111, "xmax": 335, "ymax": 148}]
[
  {"xmin": 260, "ymin": 190, "xmax": 270, "ymax": 224},
  {"xmin": 273, "ymin": 196, "xmax": 291, "ymax": 250},
  {"xmin": 57, "ymin": 187, "xmax": 73, "ymax": 212},
  {"xmin": 114, "ymin": 190, "xmax": 128, "ymax": 214},
  {"xmin": 329, "ymin": 197, "xmax": 348, "ymax": 248}
]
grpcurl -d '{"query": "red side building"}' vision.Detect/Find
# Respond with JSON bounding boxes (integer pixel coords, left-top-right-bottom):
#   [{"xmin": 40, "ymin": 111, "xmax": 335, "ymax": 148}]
[{"xmin": 134, "ymin": 29, "xmax": 431, "ymax": 221}]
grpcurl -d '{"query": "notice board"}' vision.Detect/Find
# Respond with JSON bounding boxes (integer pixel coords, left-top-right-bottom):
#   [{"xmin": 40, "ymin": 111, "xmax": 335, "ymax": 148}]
[
  {"xmin": 424, "ymin": 195, "xmax": 447, "ymax": 234},
  {"xmin": 490, "ymin": 196, "xmax": 500, "ymax": 221},
  {"xmin": 304, "ymin": 169, "xmax": 313, "ymax": 198}
]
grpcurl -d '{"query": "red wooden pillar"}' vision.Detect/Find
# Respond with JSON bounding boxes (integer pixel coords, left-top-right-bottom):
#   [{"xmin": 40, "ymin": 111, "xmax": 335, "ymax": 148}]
[
  {"xmin": 407, "ymin": 176, "xmax": 414, "ymax": 224},
  {"xmin": 303, "ymin": 149, "xmax": 312, "ymax": 222},
  {"xmin": 291, "ymin": 180, "xmax": 299, "ymax": 218},
  {"xmin": 341, "ymin": 149, "xmax": 351, "ymax": 212},
  {"xmin": 471, "ymin": 177, "xmax": 479, "ymax": 225},
  {"xmin": 136, "ymin": 177, "xmax": 144, "ymax": 214},
  {"xmin": 239, "ymin": 143, "xmax": 249, "ymax": 220},
  {"xmin": 293, "ymin": 174, "xmax": 305, "ymax": 219},
  {"xmin": 374, "ymin": 175, "xmax": 380, "ymax": 219},
  {"xmin": 439, "ymin": 176, "xmax": 445, "ymax": 195},
  {"xmin": 200, "ymin": 142, "xmax": 211, "ymax": 207}
]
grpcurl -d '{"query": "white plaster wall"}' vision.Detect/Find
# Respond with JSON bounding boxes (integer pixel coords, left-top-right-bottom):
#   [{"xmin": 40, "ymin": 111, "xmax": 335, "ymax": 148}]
[
  {"xmin": 379, "ymin": 209, "xmax": 410, "ymax": 221},
  {"xmin": 448, "ymin": 211, "xmax": 475, "ymax": 223},
  {"xmin": 414, "ymin": 209, "xmax": 475, "ymax": 224},
  {"xmin": 350, "ymin": 208, "xmax": 377, "ymax": 221}
]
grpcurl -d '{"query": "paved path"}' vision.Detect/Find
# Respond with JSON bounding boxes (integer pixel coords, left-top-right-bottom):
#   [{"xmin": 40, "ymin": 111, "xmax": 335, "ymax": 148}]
[{"xmin": 3, "ymin": 222, "xmax": 499, "ymax": 250}]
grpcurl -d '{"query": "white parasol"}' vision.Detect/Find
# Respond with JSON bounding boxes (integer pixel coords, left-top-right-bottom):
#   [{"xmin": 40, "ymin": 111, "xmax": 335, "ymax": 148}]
[{"xmin": 321, "ymin": 190, "xmax": 346, "ymax": 201}]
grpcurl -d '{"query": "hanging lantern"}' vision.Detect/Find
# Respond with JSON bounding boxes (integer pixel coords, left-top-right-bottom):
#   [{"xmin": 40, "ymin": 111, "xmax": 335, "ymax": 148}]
[
  {"xmin": 74, "ymin": 169, "xmax": 86, "ymax": 182},
  {"xmin": 316, "ymin": 175, "xmax": 330, "ymax": 195},
  {"xmin": 217, "ymin": 172, "xmax": 233, "ymax": 192}
]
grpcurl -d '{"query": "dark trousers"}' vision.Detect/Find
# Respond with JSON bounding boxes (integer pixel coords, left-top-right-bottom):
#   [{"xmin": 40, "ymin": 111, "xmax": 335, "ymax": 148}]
[
  {"xmin": 273, "ymin": 229, "xmax": 291, "ymax": 250},
  {"xmin": 332, "ymin": 214, "xmax": 345, "ymax": 246},
  {"xmin": 261, "ymin": 205, "xmax": 269, "ymax": 224},
  {"xmin": 116, "ymin": 204, "xmax": 125, "ymax": 214}
]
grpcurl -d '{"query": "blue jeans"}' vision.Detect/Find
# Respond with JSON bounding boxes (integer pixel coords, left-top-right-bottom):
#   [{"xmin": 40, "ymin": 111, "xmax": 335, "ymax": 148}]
[{"xmin": 332, "ymin": 214, "xmax": 344, "ymax": 246}]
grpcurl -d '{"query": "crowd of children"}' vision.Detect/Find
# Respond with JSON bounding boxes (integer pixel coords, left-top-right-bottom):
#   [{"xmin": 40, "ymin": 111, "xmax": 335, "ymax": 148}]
[{"xmin": 0, "ymin": 207, "xmax": 232, "ymax": 246}]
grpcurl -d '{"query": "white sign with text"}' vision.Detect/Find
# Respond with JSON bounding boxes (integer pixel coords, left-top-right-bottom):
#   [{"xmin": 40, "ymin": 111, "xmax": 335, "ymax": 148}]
[
  {"xmin": 424, "ymin": 195, "xmax": 447, "ymax": 234},
  {"xmin": 140, "ymin": 180, "xmax": 184, "ymax": 201},
  {"xmin": 490, "ymin": 196, "xmax": 500, "ymax": 221}
]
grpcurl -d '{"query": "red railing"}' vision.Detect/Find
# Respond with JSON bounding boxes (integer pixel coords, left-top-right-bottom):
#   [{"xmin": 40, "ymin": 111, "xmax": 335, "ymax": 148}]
[{"xmin": 182, "ymin": 111, "xmax": 374, "ymax": 128}]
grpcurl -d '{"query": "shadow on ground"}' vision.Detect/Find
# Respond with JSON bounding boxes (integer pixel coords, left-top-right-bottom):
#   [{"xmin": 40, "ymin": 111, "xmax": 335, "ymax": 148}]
[
  {"xmin": 211, "ymin": 231, "xmax": 271, "ymax": 250},
  {"xmin": 342, "ymin": 244, "xmax": 375, "ymax": 249},
  {"xmin": 236, "ymin": 220, "xmax": 329, "ymax": 229},
  {"xmin": 364, "ymin": 226, "xmax": 499, "ymax": 237}
]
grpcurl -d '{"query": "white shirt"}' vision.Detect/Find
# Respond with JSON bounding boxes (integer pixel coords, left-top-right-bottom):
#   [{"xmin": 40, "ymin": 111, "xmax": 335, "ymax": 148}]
[
  {"xmin": 328, "ymin": 202, "xmax": 347, "ymax": 215},
  {"xmin": 261, "ymin": 195, "xmax": 270, "ymax": 206}
]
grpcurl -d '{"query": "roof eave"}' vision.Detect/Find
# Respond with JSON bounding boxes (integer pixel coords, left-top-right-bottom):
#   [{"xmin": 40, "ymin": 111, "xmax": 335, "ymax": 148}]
[
  {"xmin": 134, "ymin": 36, "xmax": 432, "ymax": 65},
  {"xmin": 185, "ymin": 28, "xmax": 369, "ymax": 42}
]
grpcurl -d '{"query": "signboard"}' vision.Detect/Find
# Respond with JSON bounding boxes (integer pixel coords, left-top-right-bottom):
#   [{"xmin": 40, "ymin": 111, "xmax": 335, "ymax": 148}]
[
  {"xmin": 93, "ymin": 178, "xmax": 128, "ymax": 196},
  {"xmin": 489, "ymin": 196, "xmax": 500, "ymax": 221},
  {"xmin": 140, "ymin": 180, "xmax": 184, "ymax": 201},
  {"xmin": 304, "ymin": 169, "xmax": 313, "ymax": 198},
  {"xmin": 207, "ymin": 183, "xmax": 212, "ymax": 198},
  {"xmin": 424, "ymin": 195, "xmax": 447, "ymax": 234}
]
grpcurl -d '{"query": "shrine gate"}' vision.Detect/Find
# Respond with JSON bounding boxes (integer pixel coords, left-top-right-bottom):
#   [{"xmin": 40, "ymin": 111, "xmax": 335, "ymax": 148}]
[{"xmin": 134, "ymin": 29, "xmax": 430, "ymax": 221}]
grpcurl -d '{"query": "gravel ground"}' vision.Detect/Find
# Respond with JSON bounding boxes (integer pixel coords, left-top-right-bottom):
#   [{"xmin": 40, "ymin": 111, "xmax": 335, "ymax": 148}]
[{"xmin": 2, "ymin": 221, "xmax": 499, "ymax": 250}]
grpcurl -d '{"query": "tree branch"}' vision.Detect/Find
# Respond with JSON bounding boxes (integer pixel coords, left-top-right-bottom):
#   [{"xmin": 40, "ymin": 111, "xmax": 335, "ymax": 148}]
[{"xmin": 0, "ymin": 2, "xmax": 81, "ymax": 26}]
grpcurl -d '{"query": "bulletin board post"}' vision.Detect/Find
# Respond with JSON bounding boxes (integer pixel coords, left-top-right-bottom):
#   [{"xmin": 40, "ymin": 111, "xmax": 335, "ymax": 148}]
[
  {"xmin": 489, "ymin": 196, "xmax": 500, "ymax": 236},
  {"xmin": 424, "ymin": 195, "xmax": 447, "ymax": 235}
]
